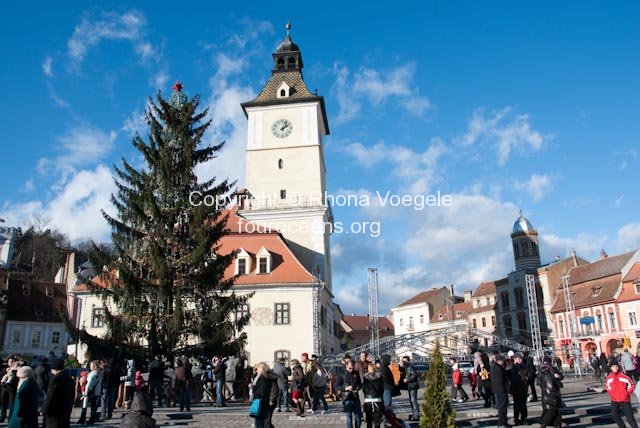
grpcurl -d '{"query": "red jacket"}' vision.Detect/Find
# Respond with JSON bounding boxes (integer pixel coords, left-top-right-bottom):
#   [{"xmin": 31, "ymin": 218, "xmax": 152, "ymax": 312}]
[
  {"xmin": 606, "ymin": 371, "xmax": 635, "ymax": 403},
  {"xmin": 453, "ymin": 369, "xmax": 463, "ymax": 385}
]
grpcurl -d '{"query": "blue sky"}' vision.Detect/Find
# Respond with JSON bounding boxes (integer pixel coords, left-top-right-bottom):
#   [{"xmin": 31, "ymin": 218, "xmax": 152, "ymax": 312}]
[{"xmin": 2, "ymin": 1, "xmax": 639, "ymax": 314}]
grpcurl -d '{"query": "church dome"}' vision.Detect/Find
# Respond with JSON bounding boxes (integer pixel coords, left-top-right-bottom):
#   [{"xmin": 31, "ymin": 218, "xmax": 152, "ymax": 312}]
[
  {"xmin": 276, "ymin": 22, "xmax": 299, "ymax": 52},
  {"xmin": 513, "ymin": 213, "xmax": 534, "ymax": 233}
]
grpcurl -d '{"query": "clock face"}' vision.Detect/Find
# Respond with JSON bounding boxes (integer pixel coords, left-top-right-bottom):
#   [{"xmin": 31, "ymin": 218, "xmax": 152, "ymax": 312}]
[{"xmin": 271, "ymin": 118, "xmax": 293, "ymax": 138}]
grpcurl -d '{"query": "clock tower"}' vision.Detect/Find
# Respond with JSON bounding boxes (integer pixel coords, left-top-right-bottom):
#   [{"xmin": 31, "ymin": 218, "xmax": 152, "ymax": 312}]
[{"xmin": 239, "ymin": 23, "xmax": 333, "ymax": 290}]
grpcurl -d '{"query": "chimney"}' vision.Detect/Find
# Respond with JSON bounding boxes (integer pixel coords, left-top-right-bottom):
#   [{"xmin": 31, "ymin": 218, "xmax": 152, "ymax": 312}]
[
  {"xmin": 351, "ymin": 313, "xmax": 356, "ymax": 316},
  {"xmin": 555, "ymin": 256, "xmax": 560, "ymax": 262},
  {"xmin": 600, "ymin": 249, "xmax": 608, "ymax": 260},
  {"xmin": 463, "ymin": 290, "xmax": 472, "ymax": 302},
  {"xmin": 571, "ymin": 249, "xmax": 579, "ymax": 266}
]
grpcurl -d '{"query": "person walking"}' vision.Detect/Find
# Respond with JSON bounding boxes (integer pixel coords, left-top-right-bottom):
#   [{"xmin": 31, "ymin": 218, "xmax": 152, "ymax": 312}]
[
  {"xmin": 452, "ymin": 362, "xmax": 469, "ymax": 403},
  {"xmin": 251, "ymin": 362, "xmax": 278, "ymax": 428},
  {"xmin": 101, "ymin": 358, "xmax": 121, "ymax": 420},
  {"xmin": 336, "ymin": 360, "xmax": 362, "ymax": 428},
  {"xmin": 78, "ymin": 360, "xmax": 102, "ymax": 425},
  {"xmin": 8, "ymin": 366, "xmax": 39, "ymax": 428},
  {"xmin": 272, "ymin": 357, "xmax": 291, "ymax": 412},
  {"xmin": 362, "ymin": 363, "xmax": 384, "ymax": 428},
  {"xmin": 621, "ymin": 349, "xmax": 636, "ymax": 378},
  {"xmin": 224, "ymin": 357, "xmax": 238, "ymax": 402},
  {"xmin": 174, "ymin": 359, "xmax": 191, "ymax": 412},
  {"xmin": 401, "ymin": 356, "xmax": 420, "ymax": 421},
  {"xmin": 380, "ymin": 354, "xmax": 395, "ymax": 413},
  {"xmin": 40, "ymin": 358, "xmax": 74, "ymax": 428},
  {"xmin": 538, "ymin": 356, "xmax": 564, "ymax": 428},
  {"xmin": 212, "ymin": 357, "xmax": 227, "ymax": 408},
  {"xmin": 1, "ymin": 357, "xmax": 17, "ymax": 422},
  {"xmin": 490, "ymin": 355, "xmax": 509, "ymax": 428},
  {"xmin": 474, "ymin": 351, "xmax": 492, "ymax": 408},
  {"xmin": 601, "ymin": 353, "xmax": 611, "ymax": 380},
  {"xmin": 290, "ymin": 359, "xmax": 307, "ymax": 417},
  {"xmin": 605, "ymin": 362, "xmax": 639, "ymax": 428},
  {"xmin": 509, "ymin": 354, "xmax": 529, "ymax": 426},
  {"xmin": 523, "ymin": 351, "xmax": 538, "ymax": 402},
  {"xmin": 311, "ymin": 360, "xmax": 329, "ymax": 414},
  {"xmin": 148, "ymin": 356, "xmax": 165, "ymax": 408}
]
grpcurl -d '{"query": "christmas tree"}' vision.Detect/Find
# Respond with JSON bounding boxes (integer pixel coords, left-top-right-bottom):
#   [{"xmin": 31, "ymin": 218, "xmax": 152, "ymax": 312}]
[
  {"xmin": 86, "ymin": 82, "xmax": 249, "ymax": 359},
  {"xmin": 420, "ymin": 343, "xmax": 456, "ymax": 428}
]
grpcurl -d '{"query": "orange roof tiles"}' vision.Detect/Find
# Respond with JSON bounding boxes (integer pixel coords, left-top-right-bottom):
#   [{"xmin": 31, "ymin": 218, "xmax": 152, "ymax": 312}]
[
  {"xmin": 431, "ymin": 301, "xmax": 472, "ymax": 323},
  {"xmin": 396, "ymin": 287, "xmax": 447, "ymax": 307},
  {"xmin": 342, "ymin": 315, "xmax": 394, "ymax": 331},
  {"xmin": 473, "ymin": 278, "xmax": 507, "ymax": 297}
]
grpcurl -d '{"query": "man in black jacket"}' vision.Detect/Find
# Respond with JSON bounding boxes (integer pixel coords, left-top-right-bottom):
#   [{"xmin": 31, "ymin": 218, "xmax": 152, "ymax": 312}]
[
  {"xmin": 509, "ymin": 354, "xmax": 529, "ymax": 425},
  {"xmin": 380, "ymin": 354, "xmax": 395, "ymax": 413},
  {"xmin": 212, "ymin": 357, "xmax": 226, "ymax": 407},
  {"xmin": 401, "ymin": 356, "xmax": 420, "ymax": 421},
  {"xmin": 148, "ymin": 356, "xmax": 165, "ymax": 408},
  {"xmin": 490, "ymin": 355, "xmax": 509, "ymax": 428},
  {"xmin": 523, "ymin": 351, "xmax": 538, "ymax": 402},
  {"xmin": 336, "ymin": 360, "xmax": 362, "ymax": 428},
  {"xmin": 40, "ymin": 358, "xmax": 74, "ymax": 428}
]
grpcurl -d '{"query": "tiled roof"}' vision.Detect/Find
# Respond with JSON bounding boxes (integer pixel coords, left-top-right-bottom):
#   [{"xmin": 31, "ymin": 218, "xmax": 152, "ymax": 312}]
[
  {"xmin": 472, "ymin": 278, "xmax": 507, "ymax": 297},
  {"xmin": 622, "ymin": 262, "xmax": 640, "ymax": 283},
  {"xmin": 467, "ymin": 302, "xmax": 497, "ymax": 315},
  {"xmin": 342, "ymin": 315, "xmax": 394, "ymax": 332},
  {"xmin": 617, "ymin": 263, "xmax": 640, "ymax": 303},
  {"xmin": 430, "ymin": 302, "xmax": 472, "ymax": 323},
  {"xmin": 539, "ymin": 255, "xmax": 589, "ymax": 289},
  {"xmin": 250, "ymin": 72, "xmax": 315, "ymax": 103},
  {"xmin": 566, "ymin": 252, "xmax": 634, "ymax": 285},
  {"xmin": 395, "ymin": 287, "xmax": 447, "ymax": 308},
  {"xmin": 7, "ymin": 277, "xmax": 67, "ymax": 323},
  {"xmin": 550, "ymin": 274, "xmax": 621, "ymax": 313}
]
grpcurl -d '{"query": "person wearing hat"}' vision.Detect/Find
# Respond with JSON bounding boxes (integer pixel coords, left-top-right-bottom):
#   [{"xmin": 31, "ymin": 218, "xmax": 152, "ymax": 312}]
[
  {"xmin": 605, "ymin": 361, "xmax": 639, "ymax": 428},
  {"xmin": 8, "ymin": 366, "xmax": 39, "ymax": 428},
  {"xmin": 490, "ymin": 355, "xmax": 509, "ymax": 428},
  {"xmin": 40, "ymin": 359, "xmax": 74, "ymax": 428},
  {"xmin": 538, "ymin": 356, "xmax": 564, "ymax": 428}
]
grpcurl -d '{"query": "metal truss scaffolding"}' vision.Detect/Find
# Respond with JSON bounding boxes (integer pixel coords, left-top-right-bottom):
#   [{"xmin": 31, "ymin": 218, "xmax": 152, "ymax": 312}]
[
  {"xmin": 368, "ymin": 268, "xmax": 380, "ymax": 357},
  {"xmin": 312, "ymin": 265, "xmax": 322, "ymax": 356},
  {"xmin": 525, "ymin": 274, "xmax": 544, "ymax": 363},
  {"xmin": 562, "ymin": 274, "xmax": 582, "ymax": 376}
]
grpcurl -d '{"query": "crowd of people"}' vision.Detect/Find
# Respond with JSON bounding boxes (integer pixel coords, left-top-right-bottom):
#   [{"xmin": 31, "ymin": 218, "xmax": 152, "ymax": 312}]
[
  {"xmin": 2, "ymin": 347, "xmax": 639, "ymax": 428},
  {"xmin": 449, "ymin": 348, "xmax": 640, "ymax": 428}
]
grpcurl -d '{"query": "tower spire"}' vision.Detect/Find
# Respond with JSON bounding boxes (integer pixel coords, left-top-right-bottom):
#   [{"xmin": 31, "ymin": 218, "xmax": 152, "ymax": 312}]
[{"xmin": 285, "ymin": 20, "xmax": 291, "ymax": 37}]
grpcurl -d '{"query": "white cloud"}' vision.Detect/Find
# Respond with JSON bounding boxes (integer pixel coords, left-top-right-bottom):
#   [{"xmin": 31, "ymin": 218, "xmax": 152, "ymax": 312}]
[
  {"xmin": 46, "ymin": 81, "xmax": 69, "ymax": 109},
  {"xmin": 541, "ymin": 232, "xmax": 608, "ymax": 262},
  {"xmin": 513, "ymin": 173, "xmax": 553, "ymax": 202},
  {"xmin": 67, "ymin": 10, "xmax": 156, "ymax": 69},
  {"xmin": 456, "ymin": 107, "xmax": 550, "ymax": 165},
  {"xmin": 151, "ymin": 70, "xmax": 169, "ymax": 90},
  {"xmin": 340, "ymin": 138, "xmax": 448, "ymax": 194},
  {"xmin": 42, "ymin": 56, "xmax": 53, "ymax": 77},
  {"xmin": 2, "ymin": 165, "xmax": 116, "ymax": 242},
  {"xmin": 331, "ymin": 62, "xmax": 431, "ymax": 124},
  {"xmin": 122, "ymin": 110, "xmax": 147, "ymax": 137},
  {"xmin": 616, "ymin": 223, "xmax": 640, "ymax": 252}
]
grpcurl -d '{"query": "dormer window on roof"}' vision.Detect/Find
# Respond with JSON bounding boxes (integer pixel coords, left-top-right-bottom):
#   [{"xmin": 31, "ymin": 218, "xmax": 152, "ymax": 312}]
[
  {"xmin": 235, "ymin": 248, "xmax": 252, "ymax": 275},
  {"xmin": 438, "ymin": 314, "xmax": 444, "ymax": 320},
  {"xmin": 456, "ymin": 311, "xmax": 463, "ymax": 317},
  {"xmin": 46, "ymin": 286, "xmax": 54, "ymax": 297},
  {"xmin": 592, "ymin": 286, "xmax": 602, "ymax": 297},
  {"xmin": 257, "ymin": 247, "xmax": 272, "ymax": 274},
  {"xmin": 22, "ymin": 284, "xmax": 31, "ymax": 296},
  {"xmin": 277, "ymin": 82, "xmax": 291, "ymax": 98}
]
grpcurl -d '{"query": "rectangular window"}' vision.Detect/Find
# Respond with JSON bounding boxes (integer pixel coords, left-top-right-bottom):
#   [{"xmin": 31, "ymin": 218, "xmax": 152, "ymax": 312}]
[
  {"xmin": 274, "ymin": 350, "xmax": 290, "ymax": 367},
  {"xmin": 597, "ymin": 314, "xmax": 604, "ymax": 330},
  {"xmin": 472, "ymin": 319, "xmax": 477, "ymax": 329},
  {"xmin": 482, "ymin": 317, "xmax": 487, "ymax": 327},
  {"xmin": 91, "ymin": 307, "xmax": 105, "ymax": 328},
  {"xmin": 629, "ymin": 312, "xmax": 638, "ymax": 326},
  {"xmin": 280, "ymin": 189, "xmax": 286, "ymax": 199},
  {"xmin": 420, "ymin": 314, "xmax": 424, "ymax": 324},
  {"xmin": 235, "ymin": 304, "xmax": 249, "ymax": 322},
  {"xmin": 399, "ymin": 318, "xmax": 403, "ymax": 326},
  {"xmin": 12, "ymin": 330, "xmax": 21, "ymax": 344},
  {"xmin": 408, "ymin": 316, "xmax": 414, "ymax": 329},
  {"xmin": 32, "ymin": 331, "xmax": 41, "ymax": 348},
  {"xmin": 275, "ymin": 303, "xmax": 290, "ymax": 325},
  {"xmin": 609, "ymin": 312, "xmax": 616, "ymax": 330},
  {"xmin": 51, "ymin": 331, "xmax": 61, "ymax": 344},
  {"xmin": 635, "ymin": 283, "xmax": 640, "ymax": 294},
  {"xmin": 559, "ymin": 319, "xmax": 565, "ymax": 335},
  {"xmin": 238, "ymin": 258, "xmax": 247, "ymax": 275},
  {"xmin": 491, "ymin": 316, "xmax": 496, "ymax": 326},
  {"xmin": 321, "ymin": 306, "xmax": 326, "ymax": 326},
  {"xmin": 258, "ymin": 257, "xmax": 268, "ymax": 274}
]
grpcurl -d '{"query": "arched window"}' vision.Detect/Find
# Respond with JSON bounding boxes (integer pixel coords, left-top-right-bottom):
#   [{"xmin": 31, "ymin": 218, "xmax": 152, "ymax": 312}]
[
  {"xmin": 277, "ymin": 58, "xmax": 285, "ymax": 69},
  {"xmin": 280, "ymin": 89, "xmax": 286, "ymax": 97},
  {"xmin": 501, "ymin": 292, "xmax": 510, "ymax": 311},
  {"xmin": 503, "ymin": 315, "xmax": 513, "ymax": 336},
  {"xmin": 278, "ymin": 159, "xmax": 284, "ymax": 169},
  {"xmin": 514, "ymin": 287, "xmax": 524, "ymax": 308},
  {"xmin": 517, "ymin": 312, "xmax": 526, "ymax": 332},
  {"xmin": 287, "ymin": 57, "xmax": 296, "ymax": 67}
]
